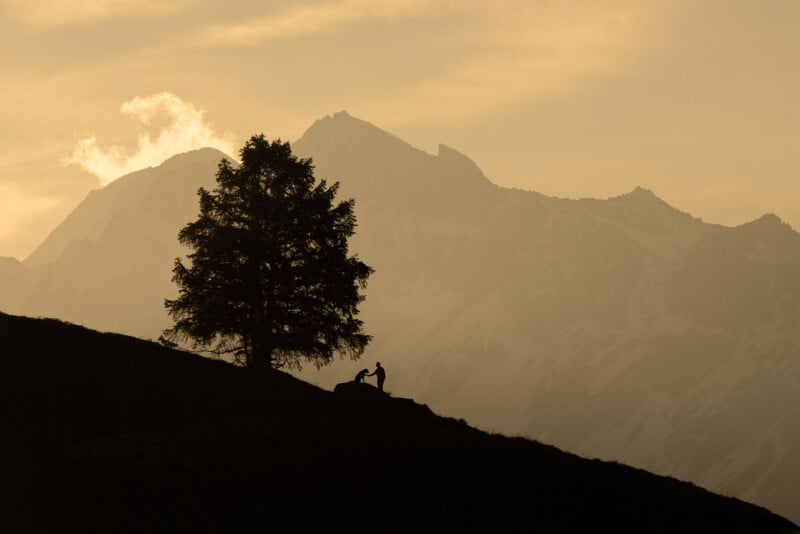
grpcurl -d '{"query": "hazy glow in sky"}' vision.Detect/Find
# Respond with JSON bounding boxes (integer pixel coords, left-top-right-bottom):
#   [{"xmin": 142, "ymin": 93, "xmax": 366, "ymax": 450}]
[
  {"xmin": 195, "ymin": 0, "xmax": 431, "ymax": 46},
  {"xmin": 0, "ymin": 0, "xmax": 799, "ymax": 259},
  {"xmin": 0, "ymin": 0, "xmax": 188, "ymax": 27}
]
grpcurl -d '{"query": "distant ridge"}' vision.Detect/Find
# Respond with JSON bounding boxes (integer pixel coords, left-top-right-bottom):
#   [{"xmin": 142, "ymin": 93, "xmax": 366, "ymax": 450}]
[
  {"xmin": 610, "ymin": 186, "xmax": 673, "ymax": 205},
  {"xmin": 737, "ymin": 212, "xmax": 792, "ymax": 230}
]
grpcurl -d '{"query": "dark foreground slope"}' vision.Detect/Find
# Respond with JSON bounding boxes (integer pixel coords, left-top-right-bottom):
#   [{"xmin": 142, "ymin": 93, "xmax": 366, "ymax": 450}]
[{"xmin": 0, "ymin": 313, "xmax": 796, "ymax": 534}]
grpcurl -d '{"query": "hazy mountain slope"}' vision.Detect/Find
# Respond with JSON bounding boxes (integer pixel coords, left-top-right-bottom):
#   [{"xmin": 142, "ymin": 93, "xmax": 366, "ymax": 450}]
[
  {"xmin": 2, "ymin": 147, "xmax": 228, "ymax": 335},
  {"xmin": 1, "ymin": 111, "xmax": 799, "ymax": 523},
  {"xmin": 0, "ymin": 257, "xmax": 24, "ymax": 293},
  {"xmin": 1, "ymin": 311, "xmax": 796, "ymax": 533}
]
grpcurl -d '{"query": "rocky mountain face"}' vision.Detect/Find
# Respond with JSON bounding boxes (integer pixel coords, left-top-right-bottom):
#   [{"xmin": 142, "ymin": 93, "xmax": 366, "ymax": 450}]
[{"xmin": 2, "ymin": 111, "xmax": 798, "ymax": 523}]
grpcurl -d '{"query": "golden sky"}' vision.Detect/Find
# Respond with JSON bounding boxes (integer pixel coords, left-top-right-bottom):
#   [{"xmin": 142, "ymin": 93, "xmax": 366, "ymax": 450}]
[{"xmin": 1, "ymin": 0, "xmax": 799, "ymax": 259}]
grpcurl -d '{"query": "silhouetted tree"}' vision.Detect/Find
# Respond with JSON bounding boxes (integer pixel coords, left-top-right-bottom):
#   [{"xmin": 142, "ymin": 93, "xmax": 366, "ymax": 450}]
[{"xmin": 163, "ymin": 134, "xmax": 373, "ymax": 370}]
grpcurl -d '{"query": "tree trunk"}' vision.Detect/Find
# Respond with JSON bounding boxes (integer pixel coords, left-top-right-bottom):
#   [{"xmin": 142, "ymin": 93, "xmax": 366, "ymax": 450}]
[{"xmin": 248, "ymin": 336, "xmax": 273, "ymax": 370}]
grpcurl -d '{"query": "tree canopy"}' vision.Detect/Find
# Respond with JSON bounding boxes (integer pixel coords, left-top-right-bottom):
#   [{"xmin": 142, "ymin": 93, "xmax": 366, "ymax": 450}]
[{"xmin": 163, "ymin": 135, "xmax": 373, "ymax": 370}]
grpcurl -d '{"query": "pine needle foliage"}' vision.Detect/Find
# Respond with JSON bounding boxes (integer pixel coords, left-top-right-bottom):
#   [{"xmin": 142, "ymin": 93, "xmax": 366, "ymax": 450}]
[{"xmin": 163, "ymin": 135, "xmax": 373, "ymax": 370}]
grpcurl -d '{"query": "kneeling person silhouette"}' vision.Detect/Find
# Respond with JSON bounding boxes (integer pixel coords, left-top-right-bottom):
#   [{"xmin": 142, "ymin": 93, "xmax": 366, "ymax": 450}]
[{"xmin": 353, "ymin": 368, "xmax": 369, "ymax": 383}]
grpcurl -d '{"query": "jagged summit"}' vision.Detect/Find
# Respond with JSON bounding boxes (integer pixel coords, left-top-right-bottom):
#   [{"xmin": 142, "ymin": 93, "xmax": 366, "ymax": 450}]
[
  {"xmin": 610, "ymin": 186, "xmax": 668, "ymax": 205},
  {"xmin": 604, "ymin": 186, "xmax": 694, "ymax": 220},
  {"xmin": 724, "ymin": 212, "xmax": 800, "ymax": 260},
  {"xmin": 739, "ymin": 212, "xmax": 789, "ymax": 230},
  {"xmin": 293, "ymin": 111, "xmax": 495, "ymax": 197},
  {"xmin": 299, "ymin": 111, "xmax": 486, "ymax": 172},
  {"xmin": 732, "ymin": 213, "xmax": 797, "ymax": 243},
  {"xmin": 627, "ymin": 186, "xmax": 659, "ymax": 198},
  {"xmin": 297, "ymin": 110, "xmax": 418, "ymax": 155}
]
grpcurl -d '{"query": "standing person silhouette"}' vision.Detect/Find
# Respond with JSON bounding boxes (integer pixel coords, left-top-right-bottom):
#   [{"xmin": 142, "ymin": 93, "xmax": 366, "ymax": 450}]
[{"xmin": 367, "ymin": 362, "xmax": 386, "ymax": 392}]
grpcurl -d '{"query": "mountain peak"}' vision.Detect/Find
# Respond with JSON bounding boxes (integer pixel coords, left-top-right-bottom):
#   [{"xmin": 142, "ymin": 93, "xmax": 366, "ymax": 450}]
[
  {"xmin": 747, "ymin": 212, "xmax": 786, "ymax": 227},
  {"xmin": 607, "ymin": 186, "xmax": 679, "ymax": 211},
  {"xmin": 331, "ymin": 109, "xmax": 353, "ymax": 120},
  {"xmin": 296, "ymin": 110, "xmax": 417, "ymax": 156},
  {"xmin": 293, "ymin": 112, "xmax": 496, "ymax": 199},
  {"xmin": 159, "ymin": 146, "xmax": 233, "ymax": 168},
  {"xmin": 735, "ymin": 212, "xmax": 795, "ymax": 237},
  {"xmin": 632, "ymin": 185, "xmax": 656, "ymax": 195},
  {"xmin": 303, "ymin": 110, "xmax": 382, "ymax": 134},
  {"xmin": 619, "ymin": 186, "xmax": 660, "ymax": 201}
]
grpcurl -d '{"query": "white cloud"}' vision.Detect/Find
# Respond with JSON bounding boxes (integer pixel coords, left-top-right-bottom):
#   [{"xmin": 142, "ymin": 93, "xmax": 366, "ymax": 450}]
[
  {"xmin": 196, "ymin": 0, "xmax": 429, "ymax": 46},
  {"xmin": 0, "ymin": 0, "xmax": 188, "ymax": 26},
  {"xmin": 65, "ymin": 92, "xmax": 237, "ymax": 185}
]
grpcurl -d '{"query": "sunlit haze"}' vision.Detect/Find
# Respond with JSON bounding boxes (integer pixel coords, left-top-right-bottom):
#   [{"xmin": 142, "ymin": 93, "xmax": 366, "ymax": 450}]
[
  {"xmin": 1, "ymin": 0, "xmax": 799, "ymax": 260},
  {"xmin": 3, "ymin": 2, "xmax": 800, "ymax": 526}
]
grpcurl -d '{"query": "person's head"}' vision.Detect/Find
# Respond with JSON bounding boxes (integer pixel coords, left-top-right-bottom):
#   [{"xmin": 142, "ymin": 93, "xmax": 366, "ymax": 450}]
[{"xmin": 376, "ymin": 362, "xmax": 381, "ymax": 367}]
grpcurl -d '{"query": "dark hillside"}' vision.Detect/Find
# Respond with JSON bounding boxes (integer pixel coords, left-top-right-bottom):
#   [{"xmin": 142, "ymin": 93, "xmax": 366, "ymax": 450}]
[{"xmin": 0, "ymin": 312, "xmax": 796, "ymax": 533}]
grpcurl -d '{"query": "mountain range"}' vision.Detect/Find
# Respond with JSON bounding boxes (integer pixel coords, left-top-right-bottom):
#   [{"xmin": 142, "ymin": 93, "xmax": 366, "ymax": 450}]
[{"xmin": 2, "ymin": 111, "xmax": 799, "ymax": 523}]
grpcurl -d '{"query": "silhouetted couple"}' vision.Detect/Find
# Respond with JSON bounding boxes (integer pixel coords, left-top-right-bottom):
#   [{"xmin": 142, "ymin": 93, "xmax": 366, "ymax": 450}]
[{"xmin": 353, "ymin": 362, "xmax": 386, "ymax": 392}]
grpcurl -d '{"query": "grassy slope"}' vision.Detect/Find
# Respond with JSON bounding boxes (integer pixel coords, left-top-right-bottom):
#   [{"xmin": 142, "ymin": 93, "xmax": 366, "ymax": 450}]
[{"xmin": 0, "ymin": 312, "xmax": 796, "ymax": 533}]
